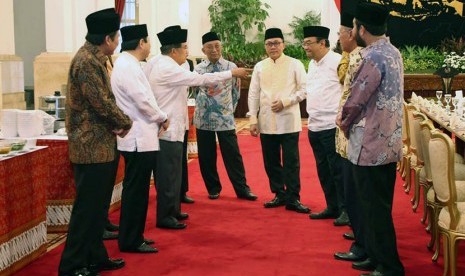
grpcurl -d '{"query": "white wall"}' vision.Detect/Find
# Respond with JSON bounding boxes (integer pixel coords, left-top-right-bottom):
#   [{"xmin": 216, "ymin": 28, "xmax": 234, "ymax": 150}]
[
  {"xmin": 39, "ymin": 0, "xmax": 340, "ymax": 56},
  {"xmin": 44, "ymin": 0, "xmax": 114, "ymax": 52}
]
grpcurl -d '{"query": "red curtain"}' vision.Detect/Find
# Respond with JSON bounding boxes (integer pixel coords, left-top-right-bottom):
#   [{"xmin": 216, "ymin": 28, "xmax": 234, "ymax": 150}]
[
  {"xmin": 115, "ymin": 0, "xmax": 126, "ymax": 20},
  {"xmin": 334, "ymin": 0, "xmax": 341, "ymax": 12}
]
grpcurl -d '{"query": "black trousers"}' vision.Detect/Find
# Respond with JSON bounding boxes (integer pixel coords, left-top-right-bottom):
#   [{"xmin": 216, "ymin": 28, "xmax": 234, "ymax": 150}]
[
  {"xmin": 103, "ymin": 151, "xmax": 120, "ymax": 228},
  {"xmin": 59, "ymin": 161, "xmax": 116, "ymax": 273},
  {"xmin": 155, "ymin": 140, "xmax": 183, "ymax": 225},
  {"xmin": 197, "ymin": 128, "xmax": 251, "ymax": 196},
  {"xmin": 118, "ymin": 151, "xmax": 156, "ymax": 250},
  {"xmin": 308, "ymin": 128, "xmax": 343, "ymax": 213},
  {"xmin": 342, "ymin": 158, "xmax": 366, "ymax": 257},
  {"xmin": 260, "ymin": 132, "xmax": 301, "ymax": 202},
  {"xmin": 181, "ymin": 130, "xmax": 189, "ymax": 196},
  {"xmin": 353, "ymin": 162, "xmax": 404, "ymax": 276}
]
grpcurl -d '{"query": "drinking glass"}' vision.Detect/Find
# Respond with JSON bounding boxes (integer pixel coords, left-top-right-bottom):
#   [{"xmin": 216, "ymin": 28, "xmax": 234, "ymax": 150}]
[
  {"xmin": 436, "ymin": 90, "xmax": 443, "ymax": 106},
  {"xmin": 445, "ymin": 94, "xmax": 452, "ymax": 115},
  {"xmin": 453, "ymin": 97, "xmax": 460, "ymax": 114}
]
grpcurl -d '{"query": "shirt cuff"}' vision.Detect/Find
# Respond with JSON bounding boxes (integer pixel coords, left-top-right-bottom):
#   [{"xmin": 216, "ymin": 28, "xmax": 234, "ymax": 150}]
[
  {"xmin": 281, "ymin": 98, "xmax": 291, "ymax": 108},
  {"xmin": 249, "ymin": 115, "xmax": 258, "ymax": 125}
]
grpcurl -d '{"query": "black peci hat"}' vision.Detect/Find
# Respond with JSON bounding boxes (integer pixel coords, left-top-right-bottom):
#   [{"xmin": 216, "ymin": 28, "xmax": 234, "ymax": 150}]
[
  {"xmin": 355, "ymin": 2, "xmax": 390, "ymax": 26},
  {"xmin": 121, "ymin": 24, "xmax": 148, "ymax": 42},
  {"xmin": 85, "ymin": 8, "xmax": 120, "ymax": 35},
  {"xmin": 121, "ymin": 24, "xmax": 148, "ymax": 51},
  {"xmin": 303, "ymin": 26, "xmax": 330, "ymax": 39},
  {"xmin": 340, "ymin": 11, "xmax": 354, "ymax": 29},
  {"xmin": 157, "ymin": 25, "xmax": 188, "ymax": 46},
  {"xmin": 202, "ymin": 32, "xmax": 221, "ymax": 44},
  {"xmin": 264, "ymin": 28, "xmax": 284, "ymax": 40}
]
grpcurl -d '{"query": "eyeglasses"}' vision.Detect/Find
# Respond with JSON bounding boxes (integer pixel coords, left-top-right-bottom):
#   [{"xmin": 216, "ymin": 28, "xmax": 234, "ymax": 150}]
[
  {"xmin": 301, "ymin": 41, "xmax": 319, "ymax": 47},
  {"xmin": 337, "ymin": 29, "xmax": 352, "ymax": 36},
  {"xmin": 205, "ymin": 44, "xmax": 221, "ymax": 51},
  {"xmin": 265, "ymin": 41, "xmax": 283, "ymax": 48}
]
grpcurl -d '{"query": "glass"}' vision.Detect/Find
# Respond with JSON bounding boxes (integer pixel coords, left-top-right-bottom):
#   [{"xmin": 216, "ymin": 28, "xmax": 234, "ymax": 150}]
[
  {"xmin": 453, "ymin": 97, "xmax": 460, "ymax": 114},
  {"xmin": 265, "ymin": 41, "xmax": 282, "ymax": 48},
  {"xmin": 337, "ymin": 29, "xmax": 352, "ymax": 36},
  {"xmin": 428, "ymin": 99, "xmax": 434, "ymax": 113},
  {"xmin": 461, "ymin": 101, "xmax": 465, "ymax": 122},
  {"xmin": 301, "ymin": 41, "xmax": 318, "ymax": 47},
  {"xmin": 205, "ymin": 44, "xmax": 221, "ymax": 51},
  {"xmin": 436, "ymin": 90, "xmax": 443, "ymax": 106},
  {"xmin": 445, "ymin": 94, "xmax": 452, "ymax": 115}
]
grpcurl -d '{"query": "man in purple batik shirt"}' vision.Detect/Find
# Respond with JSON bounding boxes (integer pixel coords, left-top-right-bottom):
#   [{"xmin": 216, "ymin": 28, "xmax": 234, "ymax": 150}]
[{"xmin": 339, "ymin": 2, "xmax": 404, "ymax": 276}]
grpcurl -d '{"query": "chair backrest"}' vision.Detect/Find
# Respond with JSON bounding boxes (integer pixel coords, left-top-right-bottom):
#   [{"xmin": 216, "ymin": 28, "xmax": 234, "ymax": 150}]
[
  {"xmin": 406, "ymin": 104, "xmax": 419, "ymax": 155},
  {"xmin": 429, "ymin": 131, "xmax": 461, "ymax": 229},
  {"xmin": 419, "ymin": 118, "xmax": 436, "ymax": 181},
  {"xmin": 412, "ymin": 111, "xmax": 427, "ymax": 165},
  {"xmin": 402, "ymin": 101, "xmax": 410, "ymax": 147}
]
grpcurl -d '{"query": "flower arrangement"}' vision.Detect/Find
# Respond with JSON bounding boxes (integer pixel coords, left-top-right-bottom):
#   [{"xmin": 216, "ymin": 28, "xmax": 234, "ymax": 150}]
[{"xmin": 442, "ymin": 52, "xmax": 465, "ymax": 73}]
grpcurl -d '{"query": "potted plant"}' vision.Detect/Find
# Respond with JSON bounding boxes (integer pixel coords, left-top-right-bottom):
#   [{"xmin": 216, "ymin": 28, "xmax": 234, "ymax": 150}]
[
  {"xmin": 401, "ymin": 36, "xmax": 465, "ymax": 99},
  {"xmin": 208, "ymin": 0, "xmax": 270, "ymax": 68}
]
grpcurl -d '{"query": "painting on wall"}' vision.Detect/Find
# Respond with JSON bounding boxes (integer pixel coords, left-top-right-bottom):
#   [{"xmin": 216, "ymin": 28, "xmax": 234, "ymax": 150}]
[{"xmin": 342, "ymin": 0, "xmax": 465, "ymax": 47}]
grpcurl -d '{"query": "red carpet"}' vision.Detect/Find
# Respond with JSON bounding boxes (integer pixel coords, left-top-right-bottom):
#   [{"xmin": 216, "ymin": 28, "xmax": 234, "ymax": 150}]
[{"xmin": 14, "ymin": 131, "xmax": 465, "ymax": 275}]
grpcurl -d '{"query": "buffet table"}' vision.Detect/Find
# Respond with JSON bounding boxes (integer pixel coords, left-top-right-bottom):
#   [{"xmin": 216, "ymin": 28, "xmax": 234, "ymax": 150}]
[
  {"xmin": 0, "ymin": 147, "xmax": 48, "ymax": 275},
  {"xmin": 36, "ymin": 136, "xmax": 125, "ymax": 232}
]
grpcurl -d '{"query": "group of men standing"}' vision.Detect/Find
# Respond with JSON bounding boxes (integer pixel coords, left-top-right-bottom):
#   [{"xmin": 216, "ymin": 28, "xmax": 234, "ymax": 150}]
[{"xmin": 59, "ymin": 1, "xmax": 404, "ymax": 276}]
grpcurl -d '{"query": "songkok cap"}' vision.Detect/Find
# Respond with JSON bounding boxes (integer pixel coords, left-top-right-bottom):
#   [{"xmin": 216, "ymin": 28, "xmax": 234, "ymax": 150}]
[
  {"xmin": 264, "ymin": 28, "xmax": 284, "ymax": 40},
  {"xmin": 157, "ymin": 25, "xmax": 188, "ymax": 46},
  {"xmin": 86, "ymin": 8, "xmax": 120, "ymax": 35},
  {"xmin": 120, "ymin": 24, "xmax": 148, "ymax": 50},
  {"xmin": 202, "ymin": 32, "xmax": 221, "ymax": 44},
  {"xmin": 340, "ymin": 11, "xmax": 354, "ymax": 28},
  {"xmin": 355, "ymin": 2, "xmax": 390, "ymax": 26},
  {"xmin": 303, "ymin": 26, "xmax": 330, "ymax": 39}
]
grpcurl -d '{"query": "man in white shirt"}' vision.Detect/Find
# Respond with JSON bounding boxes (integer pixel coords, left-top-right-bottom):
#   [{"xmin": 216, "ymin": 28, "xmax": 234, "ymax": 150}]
[
  {"xmin": 144, "ymin": 25, "xmax": 248, "ymax": 229},
  {"xmin": 248, "ymin": 28, "xmax": 309, "ymax": 213},
  {"xmin": 111, "ymin": 24, "xmax": 166, "ymax": 253},
  {"xmin": 303, "ymin": 26, "xmax": 346, "ymax": 224}
]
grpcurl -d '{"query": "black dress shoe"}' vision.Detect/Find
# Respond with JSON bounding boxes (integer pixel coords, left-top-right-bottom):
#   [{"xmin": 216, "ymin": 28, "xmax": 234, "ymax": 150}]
[
  {"xmin": 343, "ymin": 232, "xmax": 355, "ymax": 240},
  {"xmin": 102, "ymin": 230, "xmax": 118, "ymax": 240},
  {"xmin": 264, "ymin": 197, "xmax": 286, "ymax": 208},
  {"xmin": 181, "ymin": 194, "xmax": 195, "ymax": 203},
  {"xmin": 352, "ymin": 258, "xmax": 376, "ymax": 271},
  {"xmin": 334, "ymin": 251, "xmax": 365, "ymax": 262},
  {"xmin": 309, "ymin": 208, "xmax": 338, "ymax": 219},
  {"xmin": 208, "ymin": 193, "xmax": 220, "ymax": 199},
  {"xmin": 144, "ymin": 238, "xmax": 155, "ymax": 245},
  {"xmin": 238, "ymin": 191, "xmax": 258, "ymax": 201},
  {"xmin": 334, "ymin": 211, "xmax": 350, "ymax": 226},
  {"xmin": 89, "ymin": 258, "xmax": 125, "ymax": 272},
  {"xmin": 285, "ymin": 200, "xmax": 310, "ymax": 213},
  {"xmin": 59, "ymin": 267, "xmax": 99, "ymax": 276},
  {"xmin": 360, "ymin": 270, "xmax": 383, "ymax": 276},
  {"xmin": 176, "ymin": 212, "xmax": 189, "ymax": 220},
  {"xmin": 105, "ymin": 222, "xmax": 119, "ymax": 232},
  {"xmin": 156, "ymin": 222, "xmax": 187, "ymax": 229},
  {"xmin": 122, "ymin": 242, "xmax": 158, "ymax": 253}
]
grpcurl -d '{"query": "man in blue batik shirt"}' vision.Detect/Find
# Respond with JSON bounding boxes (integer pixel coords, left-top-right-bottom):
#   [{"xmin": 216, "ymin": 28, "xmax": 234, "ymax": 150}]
[{"xmin": 194, "ymin": 31, "xmax": 257, "ymax": 201}]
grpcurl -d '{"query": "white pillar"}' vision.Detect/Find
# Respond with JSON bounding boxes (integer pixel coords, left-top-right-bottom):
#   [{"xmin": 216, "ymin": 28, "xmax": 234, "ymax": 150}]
[
  {"xmin": 0, "ymin": 0, "xmax": 15, "ymax": 55},
  {"xmin": 35, "ymin": 0, "xmax": 113, "ymax": 109}
]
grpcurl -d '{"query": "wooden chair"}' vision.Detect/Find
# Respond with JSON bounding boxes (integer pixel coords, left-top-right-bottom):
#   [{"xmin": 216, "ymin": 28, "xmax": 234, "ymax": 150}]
[
  {"xmin": 420, "ymin": 119, "xmax": 465, "ymax": 262},
  {"xmin": 411, "ymin": 111, "xmax": 427, "ymax": 211},
  {"xmin": 429, "ymin": 131, "xmax": 465, "ymax": 275}
]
